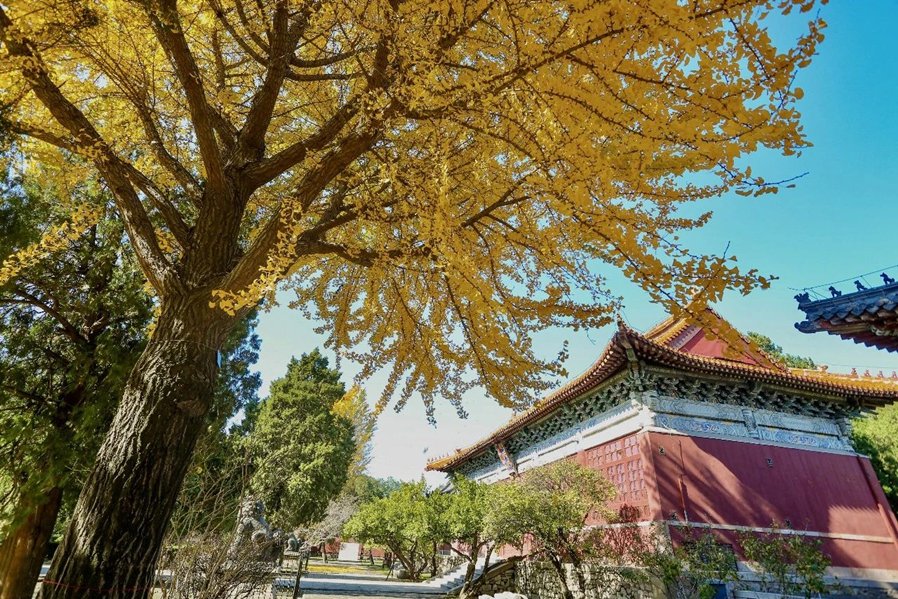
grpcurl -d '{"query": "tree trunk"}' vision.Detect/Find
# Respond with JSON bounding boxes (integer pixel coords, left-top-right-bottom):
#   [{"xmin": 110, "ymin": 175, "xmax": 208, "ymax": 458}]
[
  {"xmin": 458, "ymin": 559, "xmax": 478, "ymax": 599},
  {"xmin": 548, "ymin": 554, "xmax": 575, "ymax": 599},
  {"xmin": 40, "ymin": 296, "xmax": 231, "ymax": 599},
  {"xmin": 0, "ymin": 486, "xmax": 63, "ymax": 599}
]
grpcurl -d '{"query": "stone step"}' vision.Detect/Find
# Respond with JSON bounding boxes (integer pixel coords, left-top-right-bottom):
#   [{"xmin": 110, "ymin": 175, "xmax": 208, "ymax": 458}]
[{"xmin": 426, "ymin": 557, "xmax": 498, "ymax": 590}]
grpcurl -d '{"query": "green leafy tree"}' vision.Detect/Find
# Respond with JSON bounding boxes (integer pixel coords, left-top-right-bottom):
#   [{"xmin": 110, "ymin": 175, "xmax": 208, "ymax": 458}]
[
  {"xmin": 439, "ymin": 475, "xmax": 496, "ymax": 598},
  {"xmin": 0, "ymin": 173, "xmax": 152, "ymax": 599},
  {"xmin": 301, "ymin": 474, "xmax": 402, "ymax": 552},
  {"xmin": 350, "ymin": 476, "xmax": 403, "ymax": 502},
  {"xmin": 747, "ymin": 332, "xmax": 816, "ymax": 369},
  {"xmin": 247, "ymin": 350, "xmax": 355, "ymax": 529},
  {"xmin": 484, "ymin": 460, "xmax": 615, "ymax": 599},
  {"xmin": 632, "ymin": 526, "xmax": 738, "ymax": 599},
  {"xmin": 343, "ymin": 480, "xmax": 444, "ymax": 581},
  {"xmin": 853, "ymin": 405, "xmax": 898, "ymax": 513}
]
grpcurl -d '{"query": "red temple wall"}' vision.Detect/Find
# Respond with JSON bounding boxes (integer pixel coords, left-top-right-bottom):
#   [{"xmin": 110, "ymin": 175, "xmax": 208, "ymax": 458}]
[
  {"xmin": 644, "ymin": 431, "xmax": 898, "ymax": 570},
  {"xmin": 577, "ymin": 432, "xmax": 652, "ymax": 522},
  {"xmin": 565, "ymin": 430, "xmax": 898, "ymax": 571}
]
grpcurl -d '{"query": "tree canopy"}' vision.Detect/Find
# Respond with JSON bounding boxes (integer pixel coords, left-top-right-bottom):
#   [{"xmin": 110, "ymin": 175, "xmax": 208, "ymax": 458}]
[
  {"xmin": 0, "ymin": 0, "xmax": 825, "ymax": 417},
  {"xmin": 343, "ymin": 479, "xmax": 444, "ymax": 580},
  {"xmin": 747, "ymin": 331, "xmax": 816, "ymax": 369}
]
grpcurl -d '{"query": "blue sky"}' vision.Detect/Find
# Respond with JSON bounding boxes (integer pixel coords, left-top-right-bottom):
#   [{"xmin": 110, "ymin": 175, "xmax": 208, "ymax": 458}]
[{"xmin": 254, "ymin": 1, "xmax": 898, "ymax": 484}]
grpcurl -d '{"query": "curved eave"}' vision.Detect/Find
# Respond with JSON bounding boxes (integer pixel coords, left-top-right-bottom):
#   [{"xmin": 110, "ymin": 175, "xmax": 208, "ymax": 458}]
[{"xmin": 426, "ymin": 331, "xmax": 630, "ymax": 472}]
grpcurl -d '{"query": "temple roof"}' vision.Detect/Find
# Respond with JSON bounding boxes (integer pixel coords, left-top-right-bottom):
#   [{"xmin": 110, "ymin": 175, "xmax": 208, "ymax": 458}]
[
  {"xmin": 795, "ymin": 280, "xmax": 898, "ymax": 352},
  {"xmin": 427, "ymin": 306, "xmax": 898, "ymax": 473}
]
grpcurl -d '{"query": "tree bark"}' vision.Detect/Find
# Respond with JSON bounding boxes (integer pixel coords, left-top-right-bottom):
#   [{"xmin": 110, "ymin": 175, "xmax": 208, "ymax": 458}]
[
  {"xmin": 462, "ymin": 544, "xmax": 494, "ymax": 599},
  {"xmin": 548, "ymin": 554, "xmax": 575, "ymax": 599},
  {"xmin": 40, "ymin": 295, "xmax": 231, "ymax": 599},
  {"xmin": 0, "ymin": 486, "xmax": 63, "ymax": 599},
  {"xmin": 458, "ymin": 556, "xmax": 480, "ymax": 599}
]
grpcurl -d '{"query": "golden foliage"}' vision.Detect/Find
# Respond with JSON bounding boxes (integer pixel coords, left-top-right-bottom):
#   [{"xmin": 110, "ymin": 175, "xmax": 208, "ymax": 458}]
[
  {"xmin": 0, "ymin": 203, "xmax": 103, "ymax": 286},
  {"xmin": 0, "ymin": 0, "xmax": 825, "ymax": 415},
  {"xmin": 333, "ymin": 385, "xmax": 377, "ymax": 478}
]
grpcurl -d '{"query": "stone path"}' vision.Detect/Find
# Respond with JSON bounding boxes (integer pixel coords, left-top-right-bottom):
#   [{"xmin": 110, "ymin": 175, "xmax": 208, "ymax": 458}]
[{"xmin": 275, "ymin": 572, "xmax": 446, "ymax": 596}]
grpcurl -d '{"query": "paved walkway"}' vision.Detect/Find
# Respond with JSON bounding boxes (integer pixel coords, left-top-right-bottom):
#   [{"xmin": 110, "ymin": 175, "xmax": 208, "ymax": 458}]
[
  {"xmin": 34, "ymin": 564, "xmax": 447, "ymax": 599},
  {"xmin": 275, "ymin": 572, "xmax": 446, "ymax": 596}
]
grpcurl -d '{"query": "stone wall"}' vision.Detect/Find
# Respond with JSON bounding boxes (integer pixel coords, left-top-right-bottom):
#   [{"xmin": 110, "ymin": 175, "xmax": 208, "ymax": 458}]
[
  {"xmin": 436, "ymin": 552, "xmax": 467, "ymax": 577},
  {"xmin": 472, "ymin": 560, "xmax": 518, "ymax": 597},
  {"xmin": 730, "ymin": 575, "xmax": 898, "ymax": 599},
  {"xmin": 477, "ymin": 559, "xmax": 898, "ymax": 599},
  {"xmin": 475, "ymin": 560, "xmax": 659, "ymax": 599}
]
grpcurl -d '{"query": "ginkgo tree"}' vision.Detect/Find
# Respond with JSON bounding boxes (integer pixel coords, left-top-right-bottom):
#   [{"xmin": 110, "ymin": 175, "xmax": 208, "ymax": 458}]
[{"xmin": 0, "ymin": 0, "xmax": 824, "ymax": 595}]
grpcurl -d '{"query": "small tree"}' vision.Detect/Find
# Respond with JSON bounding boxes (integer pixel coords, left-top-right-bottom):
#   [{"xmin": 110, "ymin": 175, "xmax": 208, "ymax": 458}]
[
  {"xmin": 484, "ymin": 460, "xmax": 615, "ymax": 599},
  {"xmin": 343, "ymin": 480, "xmax": 443, "ymax": 581},
  {"xmin": 294, "ymin": 492, "xmax": 360, "ymax": 552},
  {"xmin": 439, "ymin": 475, "xmax": 496, "ymax": 598},
  {"xmin": 636, "ymin": 526, "xmax": 738, "ymax": 599},
  {"xmin": 739, "ymin": 526, "xmax": 832, "ymax": 599}
]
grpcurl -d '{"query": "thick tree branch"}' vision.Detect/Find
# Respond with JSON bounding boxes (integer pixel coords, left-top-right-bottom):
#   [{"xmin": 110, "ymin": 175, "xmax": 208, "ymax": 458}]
[
  {"xmin": 211, "ymin": 3, "xmax": 362, "ymax": 83},
  {"xmin": 11, "ymin": 123, "xmax": 191, "ymax": 251},
  {"xmin": 121, "ymin": 164, "xmax": 192, "ymax": 249},
  {"xmin": 223, "ymin": 129, "xmax": 379, "ymax": 292},
  {"xmin": 290, "ymin": 48, "xmax": 359, "ymax": 69},
  {"xmin": 131, "ymin": 99, "xmax": 204, "ymax": 202},
  {"xmin": 236, "ymin": 0, "xmax": 301, "ymax": 164},
  {"xmin": 2, "ymin": 288, "xmax": 86, "ymax": 347},
  {"xmin": 75, "ymin": 37, "xmax": 206, "ymax": 204},
  {"xmin": 461, "ymin": 187, "xmax": 529, "ymax": 228},
  {"xmin": 0, "ymin": 384, "xmax": 48, "ymax": 406},
  {"xmin": 210, "ymin": 2, "xmax": 270, "ymax": 67},
  {"xmin": 243, "ymin": 97, "xmax": 362, "ymax": 189},
  {"xmin": 144, "ymin": 0, "xmax": 227, "ymax": 193}
]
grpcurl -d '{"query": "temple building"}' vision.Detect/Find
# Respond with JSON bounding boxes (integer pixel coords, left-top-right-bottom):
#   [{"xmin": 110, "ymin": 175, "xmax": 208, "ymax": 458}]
[
  {"xmin": 427, "ymin": 306, "xmax": 898, "ymax": 580},
  {"xmin": 795, "ymin": 275, "xmax": 898, "ymax": 352}
]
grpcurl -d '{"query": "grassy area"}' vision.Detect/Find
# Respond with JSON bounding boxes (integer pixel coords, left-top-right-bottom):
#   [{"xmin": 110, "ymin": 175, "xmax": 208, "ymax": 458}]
[{"xmin": 305, "ymin": 562, "xmax": 385, "ymax": 576}]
